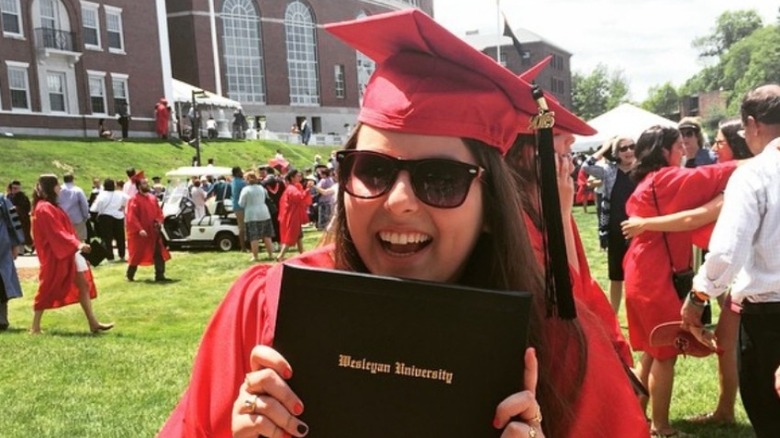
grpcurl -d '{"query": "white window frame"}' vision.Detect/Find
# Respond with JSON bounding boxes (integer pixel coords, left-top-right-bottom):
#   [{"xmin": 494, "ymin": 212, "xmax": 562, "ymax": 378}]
[
  {"xmin": 1, "ymin": 0, "xmax": 23, "ymax": 39},
  {"xmin": 105, "ymin": 5, "xmax": 124, "ymax": 54},
  {"xmin": 5, "ymin": 60, "xmax": 31, "ymax": 111},
  {"xmin": 221, "ymin": 0, "xmax": 266, "ymax": 103},
  {"xmin": 334, "ymin": 64, "xmax": 345, "ymax": 99},
  {"xmin": 46, "ymin": 71, "xmax": 68, "ymax": 113},
  {"xmin": 285, "ymin": 1, "xmax": 320, "ymax": 106},
  {"xmin": 87, "ymin": 69, "xmax": 107, "ymax": 114},
  {"xmin": 81, "ymin": 1, "xmax": 101, "ymax": 50},
  {"xmin": 110, "ymin": 72, "xmax": 130, "ymax": 113}
]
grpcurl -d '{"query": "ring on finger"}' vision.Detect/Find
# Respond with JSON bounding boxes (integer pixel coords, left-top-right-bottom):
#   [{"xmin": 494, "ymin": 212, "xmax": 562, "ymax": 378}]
[
  {"xmin": 531, "ymin": 408, "xmax": 543, "ymax": 424},
  {"xmin": 528, "ymin": 425, "xmax": 538, "ymax": 438},
  {"xmin": 242, "ymin": 395, "xmax": 259, "ymax": 414}
]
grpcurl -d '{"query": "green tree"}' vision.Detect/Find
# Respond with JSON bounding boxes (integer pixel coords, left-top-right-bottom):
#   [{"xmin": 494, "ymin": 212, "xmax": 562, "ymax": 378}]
[
  {"xmin": 722, "ymin": 24, "xmax": 780, "ymax": 114},
  {"xmin": 641, "ymin": 82, "xmax": 679, "ymax": 118},
  {"xmin": 693, "ymin": 9, "xmax": 763, "ymax": 57},
  {"xmin": 572, "ymin": 64, "xmax": 630, "ymax": 120}
]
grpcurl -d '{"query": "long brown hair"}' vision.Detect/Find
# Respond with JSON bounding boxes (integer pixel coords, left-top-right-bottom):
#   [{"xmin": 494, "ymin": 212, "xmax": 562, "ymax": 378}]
[
  {"xmin": 333, "ymin": 124, "xmax": 585, "ymax": 436},
  {"xmin": 32, "ymin": 174, "xmax": 59, "ymax": 208}
]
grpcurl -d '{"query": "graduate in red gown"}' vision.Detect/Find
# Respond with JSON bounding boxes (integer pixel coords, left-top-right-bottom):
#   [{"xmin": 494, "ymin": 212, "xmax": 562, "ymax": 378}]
[
  {"xmin": 125, "ymin": 175, "xmax": 171, "ymax": 282},
  {"xmin": 160, "ymin": 10, "xmax": 649, "ymax": 438},
  {"xmin": 30, "ymin": 174, "xmax": 113, "ymax": 334},
  {"xmin": 623, "ymin": 125, "xmax": 738, "ymax": 436},
  {"xmin": 275, "ymin": 170, "xmax": 312, "ymax": 261},
  {"xmin": 155, "ymin": 98, "xmax": 170, "ymax": 139}
]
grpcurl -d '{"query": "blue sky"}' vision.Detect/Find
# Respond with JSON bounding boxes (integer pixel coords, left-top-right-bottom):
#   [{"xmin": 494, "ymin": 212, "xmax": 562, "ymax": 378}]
[{"xmin": 433, "ymin": 0, "xmax": 777, "ymax": 101}]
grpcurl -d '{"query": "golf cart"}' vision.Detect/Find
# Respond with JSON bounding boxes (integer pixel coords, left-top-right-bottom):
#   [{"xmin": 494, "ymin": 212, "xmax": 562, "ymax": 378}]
[{"xmin": 161, "ymin": 166, "xmax": 240, "ymax": 251}]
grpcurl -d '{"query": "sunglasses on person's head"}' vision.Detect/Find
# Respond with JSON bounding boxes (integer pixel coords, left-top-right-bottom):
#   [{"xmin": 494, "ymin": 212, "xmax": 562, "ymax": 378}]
[
  {"xmin": 680, "ymin": 129, "xmax": 698, "ymax": 138},
  {"xmin": 618, "ymin": 143, "xmax": 635, "ymax": 152},
  {"xmin": 336, "ymin": 150, "xmax": 483, "ymax": 209}
]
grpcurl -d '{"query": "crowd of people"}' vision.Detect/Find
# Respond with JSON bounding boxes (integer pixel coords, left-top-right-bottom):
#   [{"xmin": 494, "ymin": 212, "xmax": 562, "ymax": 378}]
[{"xmin": 3, "ymin": 9, "xmax": 780, "ymax": 438}]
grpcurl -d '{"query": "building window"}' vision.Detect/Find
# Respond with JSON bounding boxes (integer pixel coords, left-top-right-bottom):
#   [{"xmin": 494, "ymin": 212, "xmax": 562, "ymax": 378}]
[
  {"xmin": 355, "ymin": 11, "xmax": 375, "ymax": 105},
  {"xmin": 7, "ymin": 64, "xmax": 30, "ymax": 110},
  {"xmin": 111, "ymin": 74, "xmax": 129, "ymax": 112},
  {"xmin": 81, "ymin": 2, "xmax": 100, "ymax": 48},
  {"xmin": 222, "ymin": 0, "xmax": 265, "ymax": 103},
  {"xmin": 88, "ymin": 73, "xmax": 106, "ymax": 114},
  {"xmin": 285, "ymin": 1, "xmax": 319, "ymax": 106},
  {"xmin": 1, "ymin": 0, "xmax": 22, "ymax": 36},
  {"xmin": 334, "ymin": 64, "xmax": 345, "ymax": 99},
  {"xmin": 105, "ymin": 6, "xmax": 124, "ymax": 52},
  {"xmin": 47, "ymin": 72, "xmax": 67, "ymax": 112}
]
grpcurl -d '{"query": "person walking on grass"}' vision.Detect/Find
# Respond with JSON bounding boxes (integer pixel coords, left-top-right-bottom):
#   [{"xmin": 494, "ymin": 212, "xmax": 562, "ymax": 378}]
[
  {"xmin": 238, "ymin": 171, "xmax": 275, "ymax": 262},
  {"xmin": 125, "ymin": 174, "xmax": 171, "ymax": 282},
  {"xmin": 30, "ymin": 174, "xmax": 113, "ymax": 334},
  {"xmin": 275, "ymin": 169, "xmax": 312, "ymax": 262},
  {"xmin": 0, "ymin": 192, "xmax": 24, "ymax": 331}
]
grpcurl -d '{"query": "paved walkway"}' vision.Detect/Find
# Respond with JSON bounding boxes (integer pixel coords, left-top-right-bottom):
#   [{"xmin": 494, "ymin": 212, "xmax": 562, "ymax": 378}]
[{"xmin": 14, "ymin": 253, "xmax": 39, "ymax": 269}]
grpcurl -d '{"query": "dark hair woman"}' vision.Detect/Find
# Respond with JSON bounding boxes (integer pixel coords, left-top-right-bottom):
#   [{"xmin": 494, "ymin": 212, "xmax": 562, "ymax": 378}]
[
  {"xmin": 623, "ymin": 125, "xmax": 739, "ymax": 436},
  {"xmin": 31, "ymin": 174, "xmax": 113, "ymax": 334}
]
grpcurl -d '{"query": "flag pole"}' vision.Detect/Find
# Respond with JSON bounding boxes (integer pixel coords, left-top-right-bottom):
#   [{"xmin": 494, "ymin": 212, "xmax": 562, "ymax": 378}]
[{"xmin": 496, "ymin": 0, "xmax": 502, "ymax": 65}]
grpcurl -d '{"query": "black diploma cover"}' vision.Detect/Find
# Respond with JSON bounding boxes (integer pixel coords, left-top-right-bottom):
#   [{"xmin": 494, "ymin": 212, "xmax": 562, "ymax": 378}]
[{"xmin": 273, "ymin": 264, "xmax": 533, "ymax": 437}]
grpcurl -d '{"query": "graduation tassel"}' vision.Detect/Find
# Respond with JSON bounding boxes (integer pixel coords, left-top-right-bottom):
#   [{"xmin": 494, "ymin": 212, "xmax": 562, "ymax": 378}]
[{"xmin": 530, "ymin": 85, "xmax": 577, "ymax": 320}]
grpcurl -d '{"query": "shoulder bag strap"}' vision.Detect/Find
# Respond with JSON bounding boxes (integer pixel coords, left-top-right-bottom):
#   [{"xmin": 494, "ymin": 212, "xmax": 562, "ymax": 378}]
[{"xmin": 651, "ymin": 180, "xmax": 678, "ymax": 274}]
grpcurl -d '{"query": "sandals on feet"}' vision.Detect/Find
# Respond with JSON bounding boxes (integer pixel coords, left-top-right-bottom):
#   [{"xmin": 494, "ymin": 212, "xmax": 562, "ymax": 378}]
[
  {"xmin": 687, "ymin": 412, "xmax": 735, "ymax": 425},
  {"xmin": 651, "ymin": 429, "xmax": 693, "ymax": 437},
  {"xmin": 90, "ymin": 323, "xmax": 115, "ymax": 334}
]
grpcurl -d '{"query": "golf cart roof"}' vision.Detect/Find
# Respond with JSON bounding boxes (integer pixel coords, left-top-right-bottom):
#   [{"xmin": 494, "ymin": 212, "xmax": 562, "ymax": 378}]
[{"xmin": 165, "ymin": 166, "xmax": 233, "ymax": 177}]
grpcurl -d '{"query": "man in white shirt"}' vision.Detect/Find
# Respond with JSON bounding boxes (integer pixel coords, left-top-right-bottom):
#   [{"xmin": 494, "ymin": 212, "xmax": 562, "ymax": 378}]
[{"xmin": 682, "ymin": 83, "xmax": 780, "ymax": 437}]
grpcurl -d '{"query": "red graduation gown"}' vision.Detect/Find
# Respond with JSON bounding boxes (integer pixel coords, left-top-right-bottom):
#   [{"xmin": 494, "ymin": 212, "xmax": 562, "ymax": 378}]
[
  {"xmin": 126, "ymin": 192, "xmax": 170, "ymax": 266},
  {"xmin": 624, "ymin": 163, "xmax": 737, "ymax": 360},
  {"xmin": 277, "ymin": 183, "xmax": 312, "ymax": 245},
  {"xmin": 159, "ymin": 245, "xmax": 648, "ymax": 437},
  {"xmin": 32, "ymin": 201, "xmax": 97, "ymax": 311}
]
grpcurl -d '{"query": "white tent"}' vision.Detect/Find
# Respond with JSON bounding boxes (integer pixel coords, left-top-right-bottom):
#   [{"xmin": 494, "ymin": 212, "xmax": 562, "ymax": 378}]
[
  {"xmin": 572, "ymin": 103, "xmax": 677, "ymax": 153},
  {"xmin": 171, "ymin": 79, "xmax": 241, "ymax": 109}
]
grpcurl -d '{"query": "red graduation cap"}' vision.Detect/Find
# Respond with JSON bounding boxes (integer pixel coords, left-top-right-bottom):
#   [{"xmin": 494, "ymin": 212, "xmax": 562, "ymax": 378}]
[
  {"xmin": 325, "ymin": 10, "xmax": 595, "ymax": 155},
  {"xmin": 130, "ymin": 170, "xmax": 145, "ymax": 184}
]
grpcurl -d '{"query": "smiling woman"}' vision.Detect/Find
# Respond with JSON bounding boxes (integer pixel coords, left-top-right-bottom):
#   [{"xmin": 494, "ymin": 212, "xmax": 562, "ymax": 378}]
[{"xmin": 159, "ymin": 9, "xmax": 648, "ymax": 438}]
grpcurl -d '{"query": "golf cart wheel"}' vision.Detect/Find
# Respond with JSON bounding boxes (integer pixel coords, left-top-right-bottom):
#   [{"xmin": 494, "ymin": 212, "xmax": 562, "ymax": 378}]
[{"xmin": 215, "ymin": 232, "xmax": 237, "ymax": 252}]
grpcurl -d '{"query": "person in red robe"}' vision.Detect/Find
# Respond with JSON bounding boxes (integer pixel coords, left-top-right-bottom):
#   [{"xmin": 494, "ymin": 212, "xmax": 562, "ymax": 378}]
[
  {"xmin": 30, "ymin": 174, "xmax": 113, "ymax": 334},
  {"xmin": 155, "ymin": 98, "xmax": 170, "ymax": 139},
  {"xmin": 125, "ymin": 175, "xmax": 171, "ymax": 282},
  {"xmin": 160, "ymin": 10, "xmax": 649, "ymax": 438},
  {"xmin": 275, "ymin": 170, "xmax": 312, "ymax": 261},
  {"xmin": 623, "ymin": 125, "xmax": 738, "ymax": 436}
]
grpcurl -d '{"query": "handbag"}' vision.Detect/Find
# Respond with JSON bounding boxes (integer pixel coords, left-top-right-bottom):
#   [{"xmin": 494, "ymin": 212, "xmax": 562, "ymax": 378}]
[{"xmin": 651, "ymin": 182, "xmax": 695, "ymax": 301}]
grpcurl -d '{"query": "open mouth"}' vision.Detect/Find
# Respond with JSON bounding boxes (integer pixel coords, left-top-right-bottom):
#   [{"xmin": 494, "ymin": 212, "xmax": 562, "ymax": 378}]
[{"xmin": 377, "ymin": 231, "xmax": 432, "ymax": 255}]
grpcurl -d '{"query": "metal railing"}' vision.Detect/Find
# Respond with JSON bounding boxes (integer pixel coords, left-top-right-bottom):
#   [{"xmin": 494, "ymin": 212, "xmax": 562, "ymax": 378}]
[{"xmin": 35, "ymin": 27, "xmax": 76, "ymax": 52}]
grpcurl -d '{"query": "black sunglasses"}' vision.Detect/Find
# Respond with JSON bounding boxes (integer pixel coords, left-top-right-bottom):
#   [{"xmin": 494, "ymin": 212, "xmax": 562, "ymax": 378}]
[
  {"xmin": 618, "ymin": 144, "xmax": 635, "ymax": 152},
  {"xmin": 336, "ymin": 150, "xmax": 483, "ymax": 209}
]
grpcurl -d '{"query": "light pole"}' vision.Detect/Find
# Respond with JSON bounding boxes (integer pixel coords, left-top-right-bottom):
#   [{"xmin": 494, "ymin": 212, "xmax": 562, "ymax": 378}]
[{"xmin": 191, "ymin": 89, "xmax": 207, "ymax": 166}]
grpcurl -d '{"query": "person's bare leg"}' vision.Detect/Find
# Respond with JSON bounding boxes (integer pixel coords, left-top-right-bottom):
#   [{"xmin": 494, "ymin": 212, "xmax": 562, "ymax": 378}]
[
  {"xmin": 610, "ymin": 280, "xmax": 623, "ymax": 313},
  {"xmin": 296, "ymin": 237, "xmax": 305, "ymax": 254},
  {"xmin": 637, "ymin": 352, "xmax": 653, "ymax": 414},
  {"xmin": 276, "ymin": 244, "xmax": 288, "ymax": 262},
  {"xmin": 30, "ymin": 310, "xmax": 44, "ymax": 334},
  {"xmin": 76, "ymin": 272, "xmax": 113, "ymax": 333},
  {"xmin": 249, "ymin": 239, "xmax": 259, "ymax": 261},
  {"xmin": 649, "ymin": 356, "xmax": 677, "ymax": 434},
  {"xmin": 263, "ymin": 237, "xmax": 274, "ymax": 260},
  {"xmin": 712, "ymin": 307, "xmax": 740, "ymax": 423}
]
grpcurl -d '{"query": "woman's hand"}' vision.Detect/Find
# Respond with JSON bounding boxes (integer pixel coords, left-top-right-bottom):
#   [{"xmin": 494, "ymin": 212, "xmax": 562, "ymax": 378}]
[
  {"xmin": 493, "ymin": 348, "xmax": 545, "ymax": 438},
  {"xmin": 556, "ymin": 153, "xmax": 574, "ymax": 217},
  {"xmin": 232, "ymin": 345, "xmax": 308, "ymax": 438},
  {"xmin": 79, "ymin": 243, "xmax": 92, "ymax": 253},
  {"xmin": 621, "ymin": 217, "xmax": 647, "ymax": 239}
]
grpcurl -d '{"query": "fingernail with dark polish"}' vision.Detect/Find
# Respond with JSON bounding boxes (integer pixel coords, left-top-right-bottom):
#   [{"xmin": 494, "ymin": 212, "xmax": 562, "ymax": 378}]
[{"xmin": 297, "ymin": 423, "xmax": 309, "ymax": 435}]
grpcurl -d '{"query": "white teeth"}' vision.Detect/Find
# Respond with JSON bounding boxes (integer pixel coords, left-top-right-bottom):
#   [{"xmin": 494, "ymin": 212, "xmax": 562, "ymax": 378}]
[{"xmin": 379, "ymin": 231, "xmax": 431, "ymax": 245}]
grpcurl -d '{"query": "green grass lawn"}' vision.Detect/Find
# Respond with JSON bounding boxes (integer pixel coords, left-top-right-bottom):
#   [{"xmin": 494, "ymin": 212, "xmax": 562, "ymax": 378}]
[{"xmin": 0, "ymin": 150, "xmax": 756, "ymax": 436}]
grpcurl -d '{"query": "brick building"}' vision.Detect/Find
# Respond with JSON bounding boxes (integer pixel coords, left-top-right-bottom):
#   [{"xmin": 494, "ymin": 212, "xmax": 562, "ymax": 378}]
[
  {"xmin": 165, "ymin": 0, "xmax": 434, "ymax": 140},
  {"xmin": 0, "ymin": 0, "xmax": 171, "ymax": 137}
]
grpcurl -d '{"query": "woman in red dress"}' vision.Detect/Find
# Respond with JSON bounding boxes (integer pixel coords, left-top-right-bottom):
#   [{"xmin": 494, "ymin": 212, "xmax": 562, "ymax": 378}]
[
  {"xmin": 160, "ymin": 10, "xmax": 649, "ymax": 438},
  {"xmin": 623, "ymin": 126, "xmax": 738, "ymax": 436},
  {"xmin": 30, "ymin": 174, "xmax": 113, "ymax": 334},
  {"xmin": 275, "ymin": 170, "xmax": 312, "ymax": 261}
]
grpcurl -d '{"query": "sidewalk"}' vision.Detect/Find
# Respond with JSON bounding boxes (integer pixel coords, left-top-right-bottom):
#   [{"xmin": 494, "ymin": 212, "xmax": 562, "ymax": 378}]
[{"xmin": 14, "ymin": 253, "xmax": 39, "ymax": 269}]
